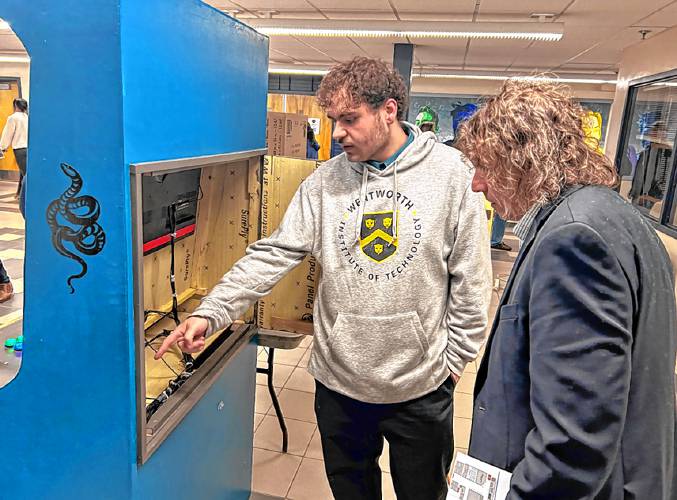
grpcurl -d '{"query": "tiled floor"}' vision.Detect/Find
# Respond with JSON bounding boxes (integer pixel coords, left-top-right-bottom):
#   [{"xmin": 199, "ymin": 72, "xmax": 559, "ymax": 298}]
[
  {"xmin": 0, "ymin": 180, "xmax": 24, "ymax": 388},
  {"xmin": 250, "ymin": 232, "xmax": 519, "ymax": 499}
]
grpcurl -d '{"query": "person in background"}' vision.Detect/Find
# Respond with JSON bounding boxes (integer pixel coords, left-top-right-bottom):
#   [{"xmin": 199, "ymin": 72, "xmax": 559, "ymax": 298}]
[
  {"xmin": 490, "ymin": 214, "xmax": 511, "ymax": 251},
  {"xmin": 414, "ymin": 105, "xmax": 439, "ymax": 135},
  {"xmin": 306, "ymin": 123, "xmax": 320, "ymax": 160},
  {"xmin": 156, "ymin": 56, "xmax": 492, "ymax": 500},
  {"xmin": 456, "ymin": 79, "xmax": 676, "ymax": 499},
  {"xmin": 0, "ymin": 98, "xmax": 28, "ymax": 199}
]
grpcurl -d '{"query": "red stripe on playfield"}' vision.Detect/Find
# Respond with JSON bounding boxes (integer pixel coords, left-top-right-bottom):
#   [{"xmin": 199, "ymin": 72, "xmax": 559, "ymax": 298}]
[{"xmin": 143, "ymin": 224, "xmax": 195, "ymax": 253}]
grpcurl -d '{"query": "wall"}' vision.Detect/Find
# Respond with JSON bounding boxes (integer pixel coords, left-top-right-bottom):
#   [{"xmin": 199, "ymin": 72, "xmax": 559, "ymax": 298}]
[
  {"xmin": 606, "ymin": 26, "xmax": 677, "ymax": 162},
  {"xmin": 411, "ymin": 76, "xmax": 617, "ymax": 101},
  {"xmin": 605, "ymin": 26, "xmax": 677, "ymax": 340},
  {"xmin": 0, "ymin": 61, "xmax": 29, "ymax": 100}
]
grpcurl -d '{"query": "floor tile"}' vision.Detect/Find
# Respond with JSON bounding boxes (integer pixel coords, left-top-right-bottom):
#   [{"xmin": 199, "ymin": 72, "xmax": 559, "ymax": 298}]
[
  {"xmin": 256, "ymin": 363, "xmax": 294, "ymax": 389},
  {"xmin": 304, "ymin": 427, "xmax": 324, "ymax": 460},
  {"xmin": 273, "ymin": 346, "xmax": 307, "ymax": 366},
  {"xmin": 284, "ymin": 366, "xmax": 316, "ymax": 393},
  {"xmin": 0, "ymin": 234, "xmax": 21, "ymax": 242},
  {"xmin": 454, "ymin": 371, "xmax": 476, "ymax": 395},
  {"xmin": 454, "ymin": 417, "xmax": 472, "ymax": 450},
  {"xmin": 11, "ymin": 278, "xmax": 23, "ymax": 294},
  {"xmin": 299, "ymin": 335, "xmax": 313, "ymax": 348},
  {"xmin": 0, "ymin": 249, "xmax": 24, "ymax": 260},
  {"xmin": 251, "ymin": 448, "xmax": 302, "ymax": 498},
  {"xmin": 256, "ymin": 383, "xmax": 277, "ymax": 414},
  {"xmin": 254, "ymin": 413, "xmax": 265, "ymax": 433},
  {"xmin": 378, "ymin": 438, "xmax": 390, "ymax": 473},
  {"xmin": 287, "ymin": 458, "xmax": 333, "ymax": 500},
  {"xmin": 454, "ymin": 392, "xmax": 474, "ymax": 420},
  {"xmin": 254, "ymin": 415, "xmax": 316, "ymax": 456},
  {"xmin": 268, "ymin": 388, "xmax": 317, "ymax": 423},
  {"xmin": 249, "ymin": 492, "xmax": 285, "ymax": 500},
  {"xmin": 298, "ymin": 349, "xmax": 311, "ymax": 368},
  {"xmin": 382, "ymin": 472, "xmax": 396, "ymax": 500}
]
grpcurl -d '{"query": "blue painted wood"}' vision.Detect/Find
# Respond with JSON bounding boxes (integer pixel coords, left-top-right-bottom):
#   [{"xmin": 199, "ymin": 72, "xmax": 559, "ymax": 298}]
[{"xmin": 0, "ymin": 1, "xmax": 267, "ymax": 498}]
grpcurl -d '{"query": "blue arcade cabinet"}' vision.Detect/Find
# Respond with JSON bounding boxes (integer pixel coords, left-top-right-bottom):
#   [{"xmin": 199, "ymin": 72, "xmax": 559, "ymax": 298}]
[{"xmin": 0, "ymin": 1, "xmax": 268, "ymax": 498}]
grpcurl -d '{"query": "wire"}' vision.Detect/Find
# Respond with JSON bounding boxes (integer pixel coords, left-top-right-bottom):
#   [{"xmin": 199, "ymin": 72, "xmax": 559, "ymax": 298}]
[
  {"xmin": 146, "ymin": 342, "xmax": 181, "ymax": 377},
  {"xmin": 144, "ymin": 199, "xmax": 199, "ymax": 421}
]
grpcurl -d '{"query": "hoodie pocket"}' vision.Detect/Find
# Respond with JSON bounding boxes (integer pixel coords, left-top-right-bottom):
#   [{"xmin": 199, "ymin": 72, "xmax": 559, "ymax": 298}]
[{"xmin": 328, "ymin": 311, "xmax": 430, "ymax": 387}]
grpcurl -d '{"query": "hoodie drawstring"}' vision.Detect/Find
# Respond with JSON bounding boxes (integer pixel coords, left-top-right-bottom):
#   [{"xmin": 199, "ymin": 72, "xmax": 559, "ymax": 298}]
[
  {"xmin": 389, "ymin": 163, "xmax": 398, "ymax": 247},
  {"xmin": 354, "ymin": 166, "xmax": 370, "ymax": 245},
  {"xmin": 354, "ymin": 162, "xmax": 399, "ymax": 248}
]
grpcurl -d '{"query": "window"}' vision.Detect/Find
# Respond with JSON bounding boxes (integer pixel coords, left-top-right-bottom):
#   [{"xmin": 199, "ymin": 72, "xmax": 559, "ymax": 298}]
[{"xmin": 617, "ymin": 74, "xmax": 677, "ymax": 227}]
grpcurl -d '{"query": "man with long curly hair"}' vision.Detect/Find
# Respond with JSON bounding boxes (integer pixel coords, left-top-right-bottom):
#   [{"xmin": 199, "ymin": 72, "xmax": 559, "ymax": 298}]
[
  {"xmin": 156, "ymin": 57, "xmax": 492, "ymax": 499},
  {"xmin": 456, "ymin": 80, "xmax": 676, "ymax": 499}
]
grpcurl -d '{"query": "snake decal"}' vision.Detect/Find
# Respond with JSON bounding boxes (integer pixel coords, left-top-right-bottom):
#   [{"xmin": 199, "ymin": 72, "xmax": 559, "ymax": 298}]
[{"xmin": 46, "ymin": 163, "xmax": 106, "ymax": 293}]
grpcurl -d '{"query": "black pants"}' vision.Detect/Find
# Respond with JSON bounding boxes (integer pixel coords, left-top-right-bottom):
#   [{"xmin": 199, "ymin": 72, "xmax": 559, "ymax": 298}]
[
  {"xmin": 315, "ymin": 378, "xmax": 454, "ymax": 500},
  {"xmin": 13, "ymin": 148, "xmax": 26, "ymax": 197}
]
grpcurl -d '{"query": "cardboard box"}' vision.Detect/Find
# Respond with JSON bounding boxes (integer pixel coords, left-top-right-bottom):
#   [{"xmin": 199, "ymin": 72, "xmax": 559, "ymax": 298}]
[
  {"xmin": 266, "ymin": 111, "xmax": 308, "ymax": 159},
  {"xmin": 257, "ymin": 156, "xmax": 321, "ymax": 334},
  {"xmin": 283, "ymin": 113, "xmax": 308, "ymax": 159},
  {"xmin": 266, "ymin": 112, "xmax": 286, "ymax": 157}
]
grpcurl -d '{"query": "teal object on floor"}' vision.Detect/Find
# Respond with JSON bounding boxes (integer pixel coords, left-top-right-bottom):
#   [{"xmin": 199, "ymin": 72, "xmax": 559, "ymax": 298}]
[
  {"xmin": 14, "ymin": 342, "xmax": 22, "ymax": 351},
  {"xmin": 16, "ymin": 336, "xmax": 23, "ymax": 343},
  {"xmin": 4, "ymin": 338, "xmax": 15, "ymax": 348}
]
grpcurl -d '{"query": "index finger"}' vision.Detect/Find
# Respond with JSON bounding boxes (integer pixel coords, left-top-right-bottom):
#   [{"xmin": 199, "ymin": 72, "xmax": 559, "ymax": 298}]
[{"xmin": 154, "ymin": 330, "xmax": 183, "ymax": 359}]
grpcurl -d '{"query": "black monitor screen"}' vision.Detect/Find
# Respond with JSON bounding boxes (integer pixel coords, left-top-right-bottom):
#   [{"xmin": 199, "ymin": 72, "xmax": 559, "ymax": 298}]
[{"xmin": 142, "ymin": 170, "xmax": 201, "ymax": 254}]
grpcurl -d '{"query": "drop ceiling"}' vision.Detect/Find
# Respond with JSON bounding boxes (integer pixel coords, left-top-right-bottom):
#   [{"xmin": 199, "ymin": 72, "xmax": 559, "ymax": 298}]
[{"xmin": 1, "ymin": 0, "xmax": 677, "ymax": 78}]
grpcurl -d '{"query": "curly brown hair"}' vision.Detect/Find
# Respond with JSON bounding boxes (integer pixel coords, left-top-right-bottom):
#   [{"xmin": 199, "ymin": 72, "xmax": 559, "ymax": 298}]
[
  {"xmin": 317, "ymin": 57, "xmax": 408, "ymax": 120},
  {"xmin": 455, "ymin": 79, "xmax": 618, "ymax": 218}
]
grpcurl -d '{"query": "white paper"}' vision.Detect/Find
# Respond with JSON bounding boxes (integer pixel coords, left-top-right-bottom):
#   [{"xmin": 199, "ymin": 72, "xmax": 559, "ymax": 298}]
[
  {"xmin": 308, "ymin": 117, "xmax": 321, "ymax": 135},
  {"xmin": 447, "ymin": 453, "xmax": 512, "ymax": 500}
]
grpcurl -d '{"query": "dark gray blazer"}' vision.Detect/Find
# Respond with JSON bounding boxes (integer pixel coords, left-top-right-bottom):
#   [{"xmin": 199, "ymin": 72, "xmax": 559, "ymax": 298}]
[{"xmin": 469, "ymin": 185, "xmax": 677, "ymax": 499}]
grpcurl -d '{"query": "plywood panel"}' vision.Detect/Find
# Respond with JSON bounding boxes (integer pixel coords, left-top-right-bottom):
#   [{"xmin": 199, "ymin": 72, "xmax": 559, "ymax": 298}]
[
  {"xmin": 257, "ymin": 156, "xmax": 320, "ymax": 333},
  {"xmin": 143, "ymin": 235, "xmax": 197, "ymax": 324},
  {"xmin": 285, "ymin": 95, "xmax": 332, "ymax": 161},
  {"xmin": 192, "ymin": 159, "xmax": 260, "ymax": 322},
  {"xmin": 0, "ymin": 80, "xmax": 20, "ymax": 171}
]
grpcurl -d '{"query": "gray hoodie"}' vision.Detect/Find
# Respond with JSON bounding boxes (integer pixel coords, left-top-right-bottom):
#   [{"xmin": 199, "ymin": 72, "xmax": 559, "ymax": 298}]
[{"xmin": 193, "ymin": 124, "xmax": 492, "ymax": 404}]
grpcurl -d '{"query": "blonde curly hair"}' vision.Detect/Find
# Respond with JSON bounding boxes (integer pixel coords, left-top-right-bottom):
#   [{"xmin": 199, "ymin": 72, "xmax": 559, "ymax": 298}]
[{"xmin": 455, "ymin": 79, "xmax": 618, "ymax": 219}]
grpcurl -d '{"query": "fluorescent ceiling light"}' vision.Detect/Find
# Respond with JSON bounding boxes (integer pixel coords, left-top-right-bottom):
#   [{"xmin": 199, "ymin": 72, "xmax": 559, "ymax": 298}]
[
  {"xmin": 251, "ymin": 20, "xmax": 563, "ymax": 42},
  {"xmin": 269, "ymin": 68, "xmax": 615, "ymax": 85},
  {"xmin": 415, "ymin": 74, "xmax": 617, "ymax": 85},
  {"xmin": 269, "ymin": 68, "xmax": 328, "ymax": 76}
]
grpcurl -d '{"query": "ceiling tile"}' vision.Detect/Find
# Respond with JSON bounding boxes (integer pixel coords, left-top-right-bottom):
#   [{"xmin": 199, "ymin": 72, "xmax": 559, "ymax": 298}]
[
  {"xmin": 309, "ymin": 0, "xmax": 393, "ymax": 9},
  {"xmin": 633, "ymin": 1, "xmax": 677, "ymax": 27},
  {"xmin": 269, "ymin": 37, "xmax": 336, "ymax": 61},
  {"xmin": 559, "ymin": 0, "xmax": 674, "ymax": 26},
  {"xmin": 477, "ymin": 0, "xmax": 571, "ymax": 16},
  {"xmin": 221, "ymin": 0, "xmax": 313, "ymax": 9},
  {"xmin": 296, "ymin": 37, "xmax": 371, "ymax": 60},
  {"xmin": 325, "ymin": 11, "xmax": 398, "ymax": 20},
  {"xmin": 392, "ymin": 0, "xmax": 476, "ymax": 15},
  {"xmin": 464, "ymin": 38, "xmax": 533, "ymax": 68}
]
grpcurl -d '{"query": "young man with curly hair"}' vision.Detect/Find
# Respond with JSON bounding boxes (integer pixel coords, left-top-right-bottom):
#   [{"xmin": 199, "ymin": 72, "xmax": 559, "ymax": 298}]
[
  {"xmin": 456, "ymin": 80, "xmax": 676, "ymax": 499},
  {"xmin": 157, "ymin": 57, "xmax": 492, "ymax": 499}
]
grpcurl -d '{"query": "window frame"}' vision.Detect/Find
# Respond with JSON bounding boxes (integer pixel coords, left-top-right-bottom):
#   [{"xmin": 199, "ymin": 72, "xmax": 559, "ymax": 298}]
[{"xmin": 615, "ymin": 68, "xmax": 677, "ymax": 238}]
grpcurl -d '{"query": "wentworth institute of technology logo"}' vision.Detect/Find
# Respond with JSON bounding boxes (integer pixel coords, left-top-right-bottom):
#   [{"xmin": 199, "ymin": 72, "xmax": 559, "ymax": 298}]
[
  {"xmin": 360, "ymin": 211, "xmax": 397, "ymax": 262},
  {"xmin": 337, "ymin": 188, "xmax": 423, "ymax": 283}
]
